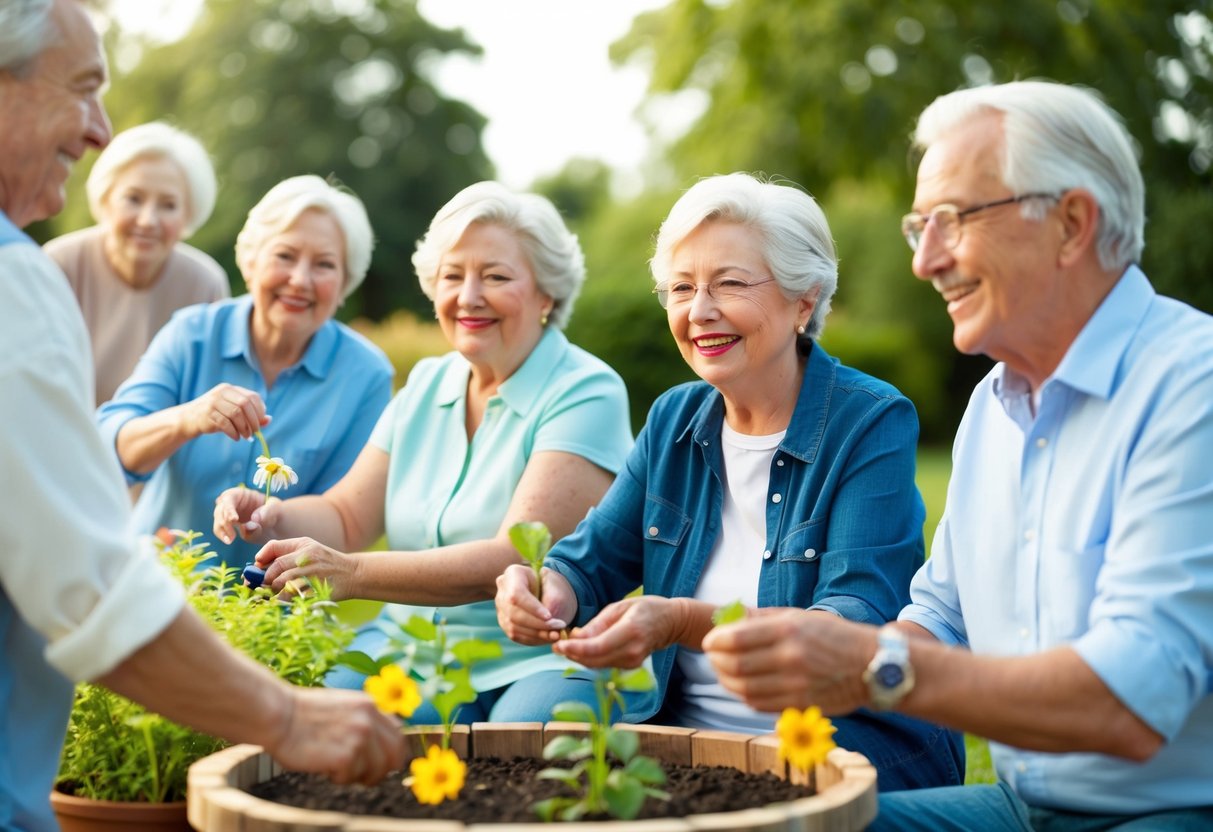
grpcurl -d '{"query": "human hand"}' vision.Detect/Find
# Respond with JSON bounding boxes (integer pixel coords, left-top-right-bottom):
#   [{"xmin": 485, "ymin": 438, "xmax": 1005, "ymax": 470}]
[
  {"xmin": 495, "ymin": 563, "xmax": 577, "ymax": 645},
  {"xmin": 187, "ymin": 383, "xmax": 269, "ymax": 441},
  {"xmin": 255, "ymin": 537, "xmax": 358, "ymax": 601},
  {"xmin": 213, "ymin": 486, "xmax": 283, "ymax": 545},
  {"xmin": 552, "ymin": 595, "xmax": 683, "ymax": 669},
  {"xmin": 701, "ymin": 607, "xmax": 875, "ymax": 714},
  {"xmin": 266, "ymin": 686, "xmax": 405, "ymax": 786}
]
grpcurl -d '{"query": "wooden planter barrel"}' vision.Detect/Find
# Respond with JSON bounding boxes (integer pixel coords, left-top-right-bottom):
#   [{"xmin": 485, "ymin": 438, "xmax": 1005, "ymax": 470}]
[{"xmin": 188, "ymin": 723, "xmax": 877, "ymax": 831}]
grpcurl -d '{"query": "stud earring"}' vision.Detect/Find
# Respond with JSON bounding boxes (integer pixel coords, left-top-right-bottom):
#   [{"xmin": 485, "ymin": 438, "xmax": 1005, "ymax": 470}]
[
  {"xmin": 796, "ymin": 324, "xmax": 806, "ymax": 335},
  {"xmin": 541, "ymin": 311, "xmax": 550, "ymax": 326}
]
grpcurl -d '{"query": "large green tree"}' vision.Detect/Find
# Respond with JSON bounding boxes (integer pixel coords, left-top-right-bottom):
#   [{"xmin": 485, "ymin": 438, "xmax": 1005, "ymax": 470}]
[{"xmin": 44, "ymin": 0, "xmax": 493, "ymax": 320}]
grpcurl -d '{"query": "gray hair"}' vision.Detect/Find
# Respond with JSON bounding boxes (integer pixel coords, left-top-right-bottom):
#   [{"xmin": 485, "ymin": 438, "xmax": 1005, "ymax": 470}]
[
  {"xmin": 651, "ymin": 172, "xmax": 838, "ymax": 340},
  {"xmin": 235, "ymin": 175, "xmax": 374, "ymax": 301},
  {"xmin": 912, "ymin": 80, "xmax": 1144, "ymax": 271},
  {"xmin": 411, "ymin": 181, "xmax": 585, "ymax": 330},
  {"xmin": 86, "ymin": 122, "xmax": 218, "ymax": 237},
  {"xmin": 0, "ymin": 0, "xmax": 55, "ymax": 75}
]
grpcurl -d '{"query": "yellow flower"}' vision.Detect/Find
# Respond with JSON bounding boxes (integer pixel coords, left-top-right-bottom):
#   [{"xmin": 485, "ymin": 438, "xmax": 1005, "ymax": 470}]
[
  {"xmin": 408, "ymin": 745, "xmax": 466, "ymax": 805},
  {"xmin": 253, "ymin": 455, "xmax": 298, "ymax": 494},
  {"xmin": 776, "ymin": 706, "xmax": 837, "ymax": 772},
  {"xmin": 364, "ymin": 665, "xmax": 422, "ymax": 718}
]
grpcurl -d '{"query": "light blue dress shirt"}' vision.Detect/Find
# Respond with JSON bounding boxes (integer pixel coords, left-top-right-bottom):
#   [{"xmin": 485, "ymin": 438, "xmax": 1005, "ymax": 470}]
[
  {"xmin": 97, "ymin": 295, "xmax": 393, "ymax": 570},
  {"xmin": 901, "ymin": 266, "xmax": 1213, "ymax": 813},
  {"xmin": 368, "ymin": 327, "xmax": 633, "ymax": 691}
]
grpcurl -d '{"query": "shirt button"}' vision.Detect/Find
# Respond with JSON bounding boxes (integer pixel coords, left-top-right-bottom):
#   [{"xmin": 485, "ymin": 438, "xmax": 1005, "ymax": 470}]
[
  {"xmin": 648, "ymin": 526, "xmax": 659, "ymax": 537},
  {"xmin": 771, "ymin": 493, "xmax": 782, "ymax": 504},
  {"xmin": 1019, "ymin": 628, "xmax": 1029, "ymax": 639},
  {"xmin": 1035, "ymin": 437, "xmax": 1047, "ymax": 448},
  {"xmin": 702, "ymin": 440, "xmax": 709, "ymax": 446},
  {"xmin": 776, "ymin": 459, "xmax": 785, "ymax": 467},
  {"xmin": 762, "ymin": 550, "xmax": 772, "ymax": 560},
  {"xmin": 804, "ymin": 548, "xmax": 816, "ymax": 559},
  {"xmin": 1024, "ymin": 529, "xmax": 1036, "ymax": 541}
]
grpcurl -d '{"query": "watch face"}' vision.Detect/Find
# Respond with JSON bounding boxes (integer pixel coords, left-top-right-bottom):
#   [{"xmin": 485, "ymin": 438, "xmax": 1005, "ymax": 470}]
[{"xmin": 875, "ymin": 663, "xmax": 905, "ymax": 688}]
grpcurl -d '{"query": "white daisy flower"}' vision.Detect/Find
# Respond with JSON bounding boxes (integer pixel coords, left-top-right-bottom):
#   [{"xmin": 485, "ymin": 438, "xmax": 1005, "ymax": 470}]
[{"xmin": 253, "ymin": 455, "xmax": 299, "ymax": 494}]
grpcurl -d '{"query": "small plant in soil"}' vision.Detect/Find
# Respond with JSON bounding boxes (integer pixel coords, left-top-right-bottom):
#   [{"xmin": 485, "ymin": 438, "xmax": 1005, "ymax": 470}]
[
  {"xmin": 509, "ymin": 520, "xmax": 552, "ymax": 600},
  {"xmin": 533, "ymin": 667, "xmax": 669, "ymax": 822}
]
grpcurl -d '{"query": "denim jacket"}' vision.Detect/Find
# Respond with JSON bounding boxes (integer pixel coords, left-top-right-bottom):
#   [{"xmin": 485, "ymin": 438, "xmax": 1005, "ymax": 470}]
[{"xmin": 546, "ymin": 341, "xmax": 926, "ymax": 721}]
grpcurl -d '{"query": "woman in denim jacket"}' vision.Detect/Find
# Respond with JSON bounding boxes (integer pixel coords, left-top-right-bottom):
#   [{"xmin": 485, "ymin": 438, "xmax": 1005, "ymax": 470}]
[{"xmin": 496, "ymin": 173, "xmax": 963, "ymax": 792}]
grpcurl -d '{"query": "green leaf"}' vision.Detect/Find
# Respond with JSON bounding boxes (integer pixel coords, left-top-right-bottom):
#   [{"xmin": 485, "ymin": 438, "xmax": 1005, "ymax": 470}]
[
  {"xmin": 451, "ymin": 638, "xmax": 503, "ymax": 664},
  {"xmin": 624, "ymin": 755, "xmax": 666, "ymax": 785},
  {"xmin": 615, "ymin": 667, "xmax": 655, "ymax": 692},
  {"xmin": 335, "ymin": 650, "xmax": 384, "ymax": 676},
  {"xmin": 551, "ymin": 701, "xmax": 597, "ymax": 723},
  {"xmin": 531, "ymin": 797, "xmax": 571, "ymax": 822},
  {"xmin": 400, "ymin": 615, "xmax": 437, "ymax": 642},
  {"xmin": 542, "ymin": 734, "xmax": 590, "ymax": 760},
  {"xmin": 535, "ymin": 767, "xmax": 582, "ymax": 789},
  {"xmin": 606, "ymin": 727, "xmax": 639, "ymax": 763},
  {"xmin": 711, "ymin": 599, "xmax": 747, "ymax": 626},
  {"xmin": 508, "ymin": 521, "xmax": 552, "ymax": 567},
  {"xmin": 604, "ymin": 773, "xmax": 646, "ymax": 820}
]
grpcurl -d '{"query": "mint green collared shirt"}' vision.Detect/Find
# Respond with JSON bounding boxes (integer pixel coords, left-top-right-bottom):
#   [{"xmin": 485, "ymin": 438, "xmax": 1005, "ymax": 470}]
[{"xmin": 369, "ymin": 327, "xmax": 632, "ymax": 690}]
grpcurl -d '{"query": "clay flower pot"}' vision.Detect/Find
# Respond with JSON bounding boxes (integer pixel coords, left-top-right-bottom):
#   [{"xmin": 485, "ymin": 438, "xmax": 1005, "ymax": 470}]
[
  {"xmin": 50, "ymin": 788, "xmax": 191, "ymax": 832},
  {"xmin": 188, "ymin": 722, "xmax": 877, "ymax": 830}
]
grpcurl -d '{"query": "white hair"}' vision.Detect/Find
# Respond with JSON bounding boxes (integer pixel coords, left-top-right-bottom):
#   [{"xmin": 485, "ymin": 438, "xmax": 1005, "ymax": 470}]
[
  {"xmin": 0, "ymin": 0, "xmax": 55, "ymax": 75},
  {"xmin": 85, "ymin": 122, "xmax": 218, "ymax": 237},
  {"xmin": 411, "ymin": 181, "xmax": 585, "ymax": 330},
  {"xmin": 235, "ymin": 175, "xmax": 374, "ymax": 301},
  {"xmin": 912, "ymin": 80, "xmax": 1144, "ymax": 271},
  {"xmin": 651, "ymin": 172, "xmax": 838, "ymax": 340}
]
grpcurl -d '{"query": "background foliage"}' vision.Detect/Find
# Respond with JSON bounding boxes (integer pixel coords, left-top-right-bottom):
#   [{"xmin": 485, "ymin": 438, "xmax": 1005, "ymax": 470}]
[{"xmin": 33, "ymin": 0, "xmax": 1213, "ymax": 439}]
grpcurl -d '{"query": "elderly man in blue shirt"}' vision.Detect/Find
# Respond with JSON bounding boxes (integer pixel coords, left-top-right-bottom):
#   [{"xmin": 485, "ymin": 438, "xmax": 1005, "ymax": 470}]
[{"xmin": 702, "ymin": 80, "xmax": 1213, "ymax": 830}]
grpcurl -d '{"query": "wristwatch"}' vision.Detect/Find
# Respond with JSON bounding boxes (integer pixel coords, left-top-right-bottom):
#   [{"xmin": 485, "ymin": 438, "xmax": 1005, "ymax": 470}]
[{"xmin": 863, "ymin": 625, "xmax": 914, "ymax": 710}]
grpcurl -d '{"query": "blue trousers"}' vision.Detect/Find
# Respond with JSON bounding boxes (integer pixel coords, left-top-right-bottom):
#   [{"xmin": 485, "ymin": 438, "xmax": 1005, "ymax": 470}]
[{"xmin": 873, "ymin": 781, "xmax": 1213, "ymax": 831}]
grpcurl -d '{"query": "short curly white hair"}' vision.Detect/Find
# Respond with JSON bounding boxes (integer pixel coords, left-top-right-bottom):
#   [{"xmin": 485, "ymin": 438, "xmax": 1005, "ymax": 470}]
[{"xmin": 411, "ymin": 181, "xmax": 585, "ymax": 330}]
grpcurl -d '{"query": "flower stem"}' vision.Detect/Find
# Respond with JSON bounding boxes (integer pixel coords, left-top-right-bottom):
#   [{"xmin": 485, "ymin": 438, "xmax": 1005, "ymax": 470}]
[{"xmin": 255, "ymin": 430, "xmax": 272, "ymax": 501}]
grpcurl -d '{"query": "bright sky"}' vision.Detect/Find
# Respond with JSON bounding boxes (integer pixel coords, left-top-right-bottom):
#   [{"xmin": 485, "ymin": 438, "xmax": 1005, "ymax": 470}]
[{"xmin": 107, "ymin": 0, "xmax": 686, "ymax": 192}]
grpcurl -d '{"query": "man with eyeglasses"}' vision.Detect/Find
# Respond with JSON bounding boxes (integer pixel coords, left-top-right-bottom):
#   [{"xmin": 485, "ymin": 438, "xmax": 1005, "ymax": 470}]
[{"xmin": 703, "ymin": 80, "xmax": 1213, "ymax": 829}]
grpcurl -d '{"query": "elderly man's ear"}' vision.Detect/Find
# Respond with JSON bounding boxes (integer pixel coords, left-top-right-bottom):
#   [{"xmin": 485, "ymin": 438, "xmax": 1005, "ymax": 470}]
[{"xmin": 1056, "ymin": 188, "xmax": 1101, "ymax": 269}]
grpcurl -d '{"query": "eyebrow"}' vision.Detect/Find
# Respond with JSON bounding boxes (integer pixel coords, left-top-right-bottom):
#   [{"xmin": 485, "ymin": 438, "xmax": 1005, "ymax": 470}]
[{"xmin": 671, "ymin": 264, "xmax": 759, "ymax": 279}]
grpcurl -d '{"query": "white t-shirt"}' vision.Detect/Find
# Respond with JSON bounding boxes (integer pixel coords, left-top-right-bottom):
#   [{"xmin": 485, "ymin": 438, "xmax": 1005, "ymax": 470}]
[{"xmin": 676, "ymin": 421, "xmax": 785, "ymax": 732}]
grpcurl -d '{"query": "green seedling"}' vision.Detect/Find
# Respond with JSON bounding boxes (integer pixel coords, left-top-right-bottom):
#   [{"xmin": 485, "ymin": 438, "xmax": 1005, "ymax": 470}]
[
  {"xmin": 509, "ymin": 520, "xmax": 553, "ymax": 600},
  {"xmin": 711, "ymin": 598, "xmax": 748, "ymax": 626}
]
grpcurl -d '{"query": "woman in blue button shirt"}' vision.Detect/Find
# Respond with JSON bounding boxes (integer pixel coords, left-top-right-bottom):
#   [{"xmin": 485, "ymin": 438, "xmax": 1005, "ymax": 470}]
[
  {"xmin": 97, "ymin": 176, "xmax": 394, "ymax": 571},
  {"xmin": 212, "ymin": 181, "xmax": 633, "ymax": 722},
  {"xmin": 495, "ymin": 173, "xmax": 963, "ymax": 791}
]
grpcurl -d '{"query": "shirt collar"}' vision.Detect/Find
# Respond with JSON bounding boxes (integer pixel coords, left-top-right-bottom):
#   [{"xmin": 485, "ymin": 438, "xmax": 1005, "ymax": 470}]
[
  {"xmin": 993, "ymin": 265, "xmax": 1153, "ymax": 403},
  {"xmin": 680, "ymin": 340, "xmax": 835, "ymax": 464},
  {"xmin": 219, "ymin": 294, "xmax": 339, "ymax": 380},
  {"xmin": 434, "ymin": 327, "xmax": 570, "ymax": 414}
]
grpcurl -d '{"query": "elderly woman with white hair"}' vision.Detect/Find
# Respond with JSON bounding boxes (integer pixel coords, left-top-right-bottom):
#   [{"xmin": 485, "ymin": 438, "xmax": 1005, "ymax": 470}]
[
  {"xmin": 212, "ymin": 181, "xmax": 633, "ymax": 721},
  {"xmin": 495, "ymin": 173, "xmax": 964, "ymax": 791},
  {"xmin": 98, "ymin": 175, "xmax": 393, "ymax": 571},
  {"xmin": 45, "ymin": 121, "xmax": 230, "ymax": 405}
]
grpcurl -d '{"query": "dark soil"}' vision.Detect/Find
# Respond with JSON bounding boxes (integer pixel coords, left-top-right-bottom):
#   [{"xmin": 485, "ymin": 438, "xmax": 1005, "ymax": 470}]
[{"xmin": 249, "ymin": 755, "xmax": 814, "ymax": 823}]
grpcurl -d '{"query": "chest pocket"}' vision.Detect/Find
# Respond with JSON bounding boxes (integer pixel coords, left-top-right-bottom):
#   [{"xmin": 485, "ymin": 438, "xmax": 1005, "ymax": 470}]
[{"xmin": 642, "ymin": 495, "xmax": 691, "ymax": 547}]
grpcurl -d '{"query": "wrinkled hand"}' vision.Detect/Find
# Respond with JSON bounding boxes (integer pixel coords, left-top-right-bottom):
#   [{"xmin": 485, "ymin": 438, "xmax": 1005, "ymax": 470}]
[
  {"xmin": 255, "ymin": 537, "xmax": 358, "ymax": 601},
  {"xmin": 213, "ymin": 486, "xmax": 282, "ymax": 545},
  {"xmin": 267, "ymin": 686, "xmax": 405, "ymax": 786},
  {"xmin": 701, "ymin": 607, "xmax": 875, "ymax": 714},
  {"xmin": 495, "ymin": 563, "xmax": 578, "ymax": 645},
  {"xmin": 552, "ymin": 595, "xmax": 683, "ymax": 669},
  {"xmin": 188, "ymin": 383, "xmax": 268, "ymax": 441}
]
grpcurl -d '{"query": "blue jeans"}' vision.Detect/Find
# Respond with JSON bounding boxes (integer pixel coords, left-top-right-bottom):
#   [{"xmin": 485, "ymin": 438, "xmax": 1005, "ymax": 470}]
[
  {"xmin": 873, "ymin": 782, "xmax": 1213, "ymax": 831},
  {"xmin": 831, "ymin": 709, "xmax": 964, "ymax": 793},
  {"xmin": 325, "ymin": 627, "xmax": 611, "ymax": 724}
]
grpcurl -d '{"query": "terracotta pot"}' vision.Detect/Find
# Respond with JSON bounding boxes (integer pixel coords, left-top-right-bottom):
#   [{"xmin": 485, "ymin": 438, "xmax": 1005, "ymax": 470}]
[
  {"xmin": 50, "ymin": 788, "xmax": 192, "ymax": 832},
  {"xmin": 188, "ymin": 722, "xmax": 877, "ymax": 831}
]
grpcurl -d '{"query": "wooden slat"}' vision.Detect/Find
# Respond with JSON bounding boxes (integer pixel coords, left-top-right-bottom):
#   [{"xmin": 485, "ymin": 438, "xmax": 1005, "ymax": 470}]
[
  {"xmin": 470, "ymin": 721, "xmax": 544, "ymax": 759},
  {"xmin": 401, "ymin": 724, "xmax": 470, "ymax": 763},
  {"xmin": 690, "ymin": 729, "xmax": 751, "ymax": 770},
  {"xmin": 747, "ymin": 734, "xmax": 786, "ymax": 778},
  {"xmin": 617, "ymin": 724, "xmax": 696, "ymax": 766},
  {"xmin": 687, "ymin": 806, "xmax": 793, "ymax": 831}
]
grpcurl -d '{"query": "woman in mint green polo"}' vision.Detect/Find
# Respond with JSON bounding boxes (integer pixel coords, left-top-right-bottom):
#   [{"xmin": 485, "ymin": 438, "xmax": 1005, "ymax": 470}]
[{"xmin": 213, "ymin": 181, "xmax": 632, "ymax": 721}]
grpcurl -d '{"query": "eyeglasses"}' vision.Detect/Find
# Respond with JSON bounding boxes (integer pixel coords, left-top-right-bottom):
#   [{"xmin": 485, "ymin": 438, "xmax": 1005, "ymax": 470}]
[
  {"xmin": 900, "ymin": 193, "xmax": 1059, "ymax": 252},
  {"xmin": 653, "ymin": 276, "xmax": 777, "ymax": 309}
]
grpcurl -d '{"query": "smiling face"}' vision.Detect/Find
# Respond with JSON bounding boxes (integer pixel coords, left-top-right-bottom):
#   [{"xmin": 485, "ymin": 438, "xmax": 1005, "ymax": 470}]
[
  {"xmin": 433, "ymin": 222, "xmax": 552, "ymax": 380},
  {"xmin": 245, "ymin": 208, "xmax": 346, "ymax": 348},
  {"xmin": 99, "ymin": 155, "xmax": 189, "ymax": 284},
  {"xmin": 666, "ymin": 220, "xmax": 811, "ymax": 403},
  {"xmin": 0, "ymin": 0, "xmax": 111, "ymax": 226},
  {"xmin": 910, "ymin": 113, "xmax": 1065, "ymax": 372}
]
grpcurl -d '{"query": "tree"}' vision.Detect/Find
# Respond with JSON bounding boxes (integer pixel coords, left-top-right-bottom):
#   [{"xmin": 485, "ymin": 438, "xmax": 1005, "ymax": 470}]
[{"xmin": 43, "ymin": 0, "xmax": 494, "ymax": 321}]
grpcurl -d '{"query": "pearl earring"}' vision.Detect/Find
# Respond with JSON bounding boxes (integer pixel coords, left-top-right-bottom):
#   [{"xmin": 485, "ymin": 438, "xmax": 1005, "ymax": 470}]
[
  {"xmin": 796, "ymin": 324, "xmax": 806, "ymax": 335},
  {"xmin": 541, "ymin": 311, "xmax": 550, "ymax": 326}
]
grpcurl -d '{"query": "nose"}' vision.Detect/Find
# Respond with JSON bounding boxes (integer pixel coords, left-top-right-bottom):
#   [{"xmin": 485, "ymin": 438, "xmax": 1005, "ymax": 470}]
[
  {"xmin": 87, "ymin": 96, "xmax": 112, "ymax": 151},
  {"xmin": 288, "ymin": 259, "xmax": 313, "ymax": 286},
  {"xmin": 457, "ymin": 274, "xmax": 484, "ymax": 309},
  {"xmin": 911, "ymin": 222, "xmax": 954, "ymax": 281},
  {"xmin": 686, "ymin": 285, "xmax": 720, "ymax": 323}
]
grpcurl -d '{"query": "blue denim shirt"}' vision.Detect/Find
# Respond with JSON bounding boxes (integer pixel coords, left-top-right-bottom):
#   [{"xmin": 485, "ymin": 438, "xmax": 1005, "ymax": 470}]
[{"xmin": 546, "ymin": 341, "xmax": 926, "ymax": 721}]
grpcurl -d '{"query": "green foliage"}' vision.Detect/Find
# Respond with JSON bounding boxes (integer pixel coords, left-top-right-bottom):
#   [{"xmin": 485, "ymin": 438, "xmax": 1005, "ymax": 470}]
[
  {"xmin": 509, "ymin": 520, "xmax": 553, "ymax": 601},
  {"xmin": 57, "ymin": 531, "xmax": 354, "ymax": 802},
  {"xmin": 340, "ymin": 614, "xmax": 502, "ymax": 749},
  {"xmin": 532, "ymin": 667, "xmax": 668, "ymax": 822},
  {"xmin": 711, "ymin": 599, "xmax": 747, "ymax": 626}
]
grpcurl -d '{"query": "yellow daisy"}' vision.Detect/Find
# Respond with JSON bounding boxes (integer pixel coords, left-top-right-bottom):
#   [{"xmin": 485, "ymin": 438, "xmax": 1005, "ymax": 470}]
[
  {"xmin": 776, "ymin": 706, "xmax": 837, "ymax": 772},
  {"xmin": 363, "ymin": 665, "xmax": 422, "ymax": 718},
  {"xmin": 408, "ymin": 745, "xmax": 466, "ymax": 805}
]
